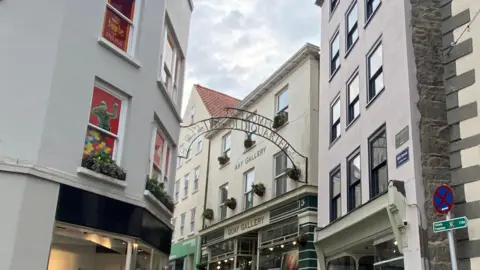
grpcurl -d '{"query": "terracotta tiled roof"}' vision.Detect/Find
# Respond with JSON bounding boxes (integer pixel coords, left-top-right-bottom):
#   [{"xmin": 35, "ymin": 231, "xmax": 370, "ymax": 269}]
[{"xmin": 195, "ymin": 84, "xmax": 241, "ymax": 117}]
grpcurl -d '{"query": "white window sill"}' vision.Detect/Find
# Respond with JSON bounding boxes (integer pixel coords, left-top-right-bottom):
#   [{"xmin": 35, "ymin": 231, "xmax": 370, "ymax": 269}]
[
  {"xmin": 156, "ymin": 80, "xmax": 182, "ymax": 122},
  {"xmin": 77, "ymin": 167, "xmax": 127, "ymax": 188},
  {"xmin": 97, "ymin": 37, "xmax": 141, "ymax": 69},
  {"xmin": 144, "ymin": 190, "xmax": 173, "ymax": 215},
  {"xmin": 188, "ymin": 232, "xmax": 195, "ymax": 236}
]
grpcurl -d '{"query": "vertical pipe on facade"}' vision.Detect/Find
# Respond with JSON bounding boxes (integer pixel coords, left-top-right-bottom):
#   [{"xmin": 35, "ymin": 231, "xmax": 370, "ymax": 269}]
[{"xmin": 202, "ymin": 139, "xmax": 212, "ymax": 229}]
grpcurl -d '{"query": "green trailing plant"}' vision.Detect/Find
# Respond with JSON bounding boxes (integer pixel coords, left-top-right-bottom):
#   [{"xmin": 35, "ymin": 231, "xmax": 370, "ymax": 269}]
[
  {"xmin": 203, "ymin": 208, "xmax": 214, "ymax": 220},
  {"xmin": 225, "ymin": 197, "xmax": 237, "ymax": 210},
  {"xmin": 286, "ymin": 168, "xmax": 301, "ymax": 181},
  {"xmin": 252, "ymin": 183, "xmax": 266, "ymax": 196},
  {"xmin": 244, "ymin": 136, "xmax": 255, "ymax": 149},
  {"xmin": 81, "ymin": 152, "xmax": 127, "ymax": 180},
  {"xmin": 218, "ymin": 155, "xmax": 230, "ymax": 165},
  {"xmin": 145, "ymin": 176, "xmax": 175, "ymax": 212},
  {"xmin": 272, "ymin": 112, "xmax": 288, "ymax": 129}
]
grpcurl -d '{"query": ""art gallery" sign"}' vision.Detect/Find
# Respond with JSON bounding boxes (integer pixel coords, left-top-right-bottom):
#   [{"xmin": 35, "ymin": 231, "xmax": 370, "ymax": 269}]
[{"xmin": 224, "ymin": 212, "xmax": 270, "ymax": 239}]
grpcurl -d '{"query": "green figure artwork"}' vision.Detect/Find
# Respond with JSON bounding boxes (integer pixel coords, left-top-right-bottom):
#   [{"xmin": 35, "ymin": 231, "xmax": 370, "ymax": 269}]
[{"xmin": 91, "ymin": 101, "xmax": 118, "ymax": 132}]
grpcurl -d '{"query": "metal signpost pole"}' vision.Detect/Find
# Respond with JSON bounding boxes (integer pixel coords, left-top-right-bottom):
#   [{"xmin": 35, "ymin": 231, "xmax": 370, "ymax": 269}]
[{"xmin": 446, "ymin": 212, "xmax": 458, "ymax": 270}]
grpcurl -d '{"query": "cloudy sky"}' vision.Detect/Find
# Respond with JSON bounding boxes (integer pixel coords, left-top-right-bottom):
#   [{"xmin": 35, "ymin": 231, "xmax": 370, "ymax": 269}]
[{"xmin": 182, "ymin": 0, "xmax": 321, "ymax": 112}]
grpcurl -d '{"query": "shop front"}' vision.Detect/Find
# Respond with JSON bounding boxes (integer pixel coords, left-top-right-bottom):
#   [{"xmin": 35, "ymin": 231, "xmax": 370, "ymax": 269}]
[
  {"xmin": 169, "ymin": 236, "xmax": 200, "ymax": 270},
  {"xmin": 199, "ymin": 191, "xmax": 318, "ymax": 270},
  {"xmin": 47, "ymin": 184, "xmax": 173, "ymax": 270}
]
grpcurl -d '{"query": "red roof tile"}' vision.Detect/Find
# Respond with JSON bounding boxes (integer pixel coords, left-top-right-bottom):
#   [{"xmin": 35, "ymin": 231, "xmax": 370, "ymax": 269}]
[{"xmin": 195, "ymin": 84, "xmax": 241, "ymax": 117}]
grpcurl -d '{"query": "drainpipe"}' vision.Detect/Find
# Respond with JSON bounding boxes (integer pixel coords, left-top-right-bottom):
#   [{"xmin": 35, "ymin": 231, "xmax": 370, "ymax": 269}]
[{"xmin": 202, "ymin": 139, "xmax": 212, "ymax": 229}]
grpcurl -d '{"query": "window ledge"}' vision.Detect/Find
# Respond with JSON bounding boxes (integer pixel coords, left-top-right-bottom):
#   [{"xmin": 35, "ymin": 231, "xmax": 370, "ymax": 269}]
[
  {"xmin": 77, "ymin": 167, "xmax": 127, "ymax": 188},
  {"xmin": 183, "ymin": 196, "xmax": 189, "ymax": 201},
  {"xmin": 243, "ymin": 143, "xmax": 257, "ymax": 154},
  {"xmin": 97, "ymin": 37, "xmax": 141, "ymax": 68},
  {"xmin": 188, "ymin": 232, "xmax": 195, "ymax": 236},
  {"xmin": 364, "ymin": 3, "xmax": 382, "ymax": 29},
  {"xmin": 144, "ymin": 190, "xmax": 173, "ymax": 215},
  {"xmin": 345, "ymin": 115, "xmax": 360, "ymax": 131},
  {"xmin": 219, "ymin": 161, "xmax": 231, "ymax": 169},
  {"xmin": 345, "ymin": 38, "xmax": 359, "ymax": 59},
  {"xmin": 156, "ymin": 80, "xmax": 182, "ymax": 122},
  {"xmin": 328, "ymin": 135, "xmax": 342, "ymax": 149},
  {"xmin": 192, "ymin": 189, "xmax": 199, "ymax": 195},
  {"xmin": 329, "ymin": 66, "xmax": 341, "ymax": 82},
  {"xmin": 366, "ymin": 87, "xmax": 385, "ymax": 109},
  {"xmin": 273, "ymin": 121, "xmax": 289, "ymax": 131}
]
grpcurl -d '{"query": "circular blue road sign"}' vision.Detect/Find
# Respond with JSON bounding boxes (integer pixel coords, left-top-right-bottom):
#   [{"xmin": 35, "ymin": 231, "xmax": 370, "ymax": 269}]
[{"xmin": 433, "ymin": 185, "xmax": 454, "ymax": 215}]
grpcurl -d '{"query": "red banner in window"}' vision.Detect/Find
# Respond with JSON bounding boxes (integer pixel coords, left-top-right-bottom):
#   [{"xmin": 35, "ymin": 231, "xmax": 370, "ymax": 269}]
[
  {"xmin": 102, "ymin": 8, "xmax": 130, "ymax": 51},
  {"xmin": 154, "ymin": 132, "xmax": 165, "ymax": 168},
  {"xmin": 89, "ymin": 87, "xmax": 122, "ymax": 135}
]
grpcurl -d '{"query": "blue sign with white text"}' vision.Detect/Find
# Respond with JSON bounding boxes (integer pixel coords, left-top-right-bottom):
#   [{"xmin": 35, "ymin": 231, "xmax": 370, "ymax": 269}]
[{"xmin": 396, "ymin": 147, "xmax": 409, "ymax": 168}]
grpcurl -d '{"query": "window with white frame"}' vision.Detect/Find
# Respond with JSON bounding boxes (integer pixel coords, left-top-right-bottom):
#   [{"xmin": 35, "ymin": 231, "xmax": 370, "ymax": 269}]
[
  {"xmin": 174, "ymin": 180, "xmax": 180, "ymax": 202},
  {"xmin": 367, "ymin": 42, "xmax": 384, "ymax": 102},
  {"xmin": 244, "ymin": 169, "xmax": 255, "ymax": 210},
  {"xmin": 101, "ymin": 0, "xmax": 140, "ymax": 54},
  {"xmin": 219, "ymin": 184, "xmax": 228, "ymax": 221},
  {"xmin": 275, "ymin": 88, "xmax": 289, "ymax": 118},
  {"xmin": 180, "ymin": 213, "xmax": 185, "ymax": 237},
  {"xmin": 366, "ymin": 0, "xmax": 381, "ymax": 21},
  {"xmin": 274, "ymin": 152, "xmax": 288, "ymax": 197},
  {"xmin": 331, "ymin": 98, "xmax": 341, "ymax": 142},
  {"xmin": 346, "ymin": 2, "xmax": 359, "ymax": 51},
  {"xmin": 330, "ymin": 32, "xmax": 340, "ymax": 76},
  {"xmin": 150, "ymin": 128, "xmax": 171, "ymax": 184},
  {"xmin": 348, "ymin": 150, "xmax": 361, "ymax": 211},
  {"xmin": 190, "ymin": 208, "xmax": 196, "ymax": 233},
  {"xmin": 331, "ymin": 0, "xmax": 339, "ymax": 13},
  {"xmin": 330, "ymin": 167, "xmax": 342, "ymax": 221},
  {"xmin": 190, "ymin": 106, "xmax": 196, "ymax": 125},
  {"xmin": 246, "ymin": 113, "xmax": 257, "ymax": 143},
  {"xmin": 196, "ymin": 136, "xmax": 203, "ymax": 154},
  {"xmin": 370, "ymin": 126, "xmax": 388, "ymax": 197},
  {"xmin": 161, "ymin": 24, "xmax": 181, "ymax": 102},
  {"xmin": 171, "ymin": 217, "xmax": 176, "ymax": 227},
  {"xmin": 222, "ymin": 133, "xmax": 231, "ymax": 158},
  {"xmin": 83, "ymin": 84, "xmax": 127, "ymax": 165},
  {"xmin": 177, "ymin": 156, "xmax": 183, "ymax": 168},
  {"xmin": 183, "ymin": 174, "xmax": 189, "ymax": 198},
  {"xmin": 347, "ymin": 74, "xmax": 360, "ymax": 124},
  {"xmin": 194, "ymin": 167, "xmax": 200, "ymax": 191}
]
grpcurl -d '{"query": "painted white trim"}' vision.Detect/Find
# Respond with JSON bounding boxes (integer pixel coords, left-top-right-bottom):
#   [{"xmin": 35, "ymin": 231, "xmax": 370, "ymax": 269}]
[
  {"xmin": 77, "ymin": 167, "xmax": 127, "ymax": 188},
  {"xmin": 144, "ymin": 190, "xmax": 173, "ymax": 215},
  {"xmin": 156, "ymin": 80, "xmax": 182, "ymax": 122},
  {"xmin": 97, "ymin": 37, "xmax": 142, "ymax": 68}
]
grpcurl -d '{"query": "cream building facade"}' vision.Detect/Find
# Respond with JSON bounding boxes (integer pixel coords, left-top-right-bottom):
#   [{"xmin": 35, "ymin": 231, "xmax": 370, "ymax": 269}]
[{"xmin": 197, "ymin": 43, "xmax": 320, "ymax": 270}]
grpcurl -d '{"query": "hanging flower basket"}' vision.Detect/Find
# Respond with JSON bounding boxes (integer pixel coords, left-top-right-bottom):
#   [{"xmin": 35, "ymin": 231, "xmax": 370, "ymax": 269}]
[
  {"xmin": 272, "ymin": 112, "xmax": 288, "ymax": 129},
  {"xmin": 225, "ymin": 197, "xmax": 237, "ymax": 210},
  {"xmin": 286, "ymin": 168, "xmax": 301, "ymax": 181},
  {"xmin": 81, "ymin": 152, "xmax": 127, "ymax": 180},
  {"xmin": 218, "ymin": 155, "xmax": 230, "ymax": 165},
  {"xmin": 244, "ymin": 138, "xmax": 255, "ymax": 149},
  {"xmin": 252, "ymin": 183, "xmax": 266, "ymax": 196},
  {"xmin": 296, "ymin": 234, "xmax": 308, "ymax": 246},
  {"xmin": 203, "ymin": 208, "xmax": 214, "ymax": 220}
]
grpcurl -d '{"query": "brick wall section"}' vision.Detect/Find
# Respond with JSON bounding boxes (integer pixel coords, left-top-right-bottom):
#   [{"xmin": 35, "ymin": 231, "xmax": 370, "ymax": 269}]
[{"xmin": 409, "ymin": 0, "xmax": 453, "ymax": 269}]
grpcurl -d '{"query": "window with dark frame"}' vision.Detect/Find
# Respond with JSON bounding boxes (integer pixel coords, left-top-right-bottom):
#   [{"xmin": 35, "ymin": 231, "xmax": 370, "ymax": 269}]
[
  {"xmin": 330, "ymin": 32, "xmax": 340, "ymax": 76},
  {"xmin": 370, "ymin": 127, "xmax": 388, "ymax": 197},
  {"xmin": 331, "ymin": 0, "xmax": 339, "ymax": 13},
  {"xmin": 331, "ymin": 98, "xmax": 341, "ymax": 142},
  {"xmin": 330, "ymin": 168, "xmax": 342, "ymax": 221},
  {"xmin": 244, "ymin": 169, "xmax": 255, "ymax": 210},
  {"xmin": 347, "ymin": 74, "xmax": 360, "ymax": 124},
  {"xmin": 276, "ymin": 88, "xmax": 289, "ymax": 121},
  {"xmin": 367, "ymin": 42, "xmax": 384, "ymax": 102},
  {"xmin": 366, "ymin": 0, "xmax": 381, "ymax": 20},
  {"xmin": 348, "ymin": 152, "xmax": 361, "ymax": 211},
  {"xmin": 346, "ymin": 2, "xmax": 359, "ymax": 51},
  {"xmin": 222, "ymin": 133, "xmax": 231, "ymax": 158}
]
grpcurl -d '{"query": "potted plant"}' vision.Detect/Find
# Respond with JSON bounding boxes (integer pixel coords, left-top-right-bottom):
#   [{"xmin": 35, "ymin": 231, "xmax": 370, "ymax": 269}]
[
  {"xmin": 145, "ymin": 176, "xmax": 175, "ymax": 212},
  {"xmin": 296, "ymin": 234, "xmax": 308, "ymax": 246},
  {"xmin": 218, "ymin": 155, "xmax": 230, "ymax": 165},
  {"xmin": 286, "ymin": 168, "xmax": 301, "ymax": 181},
  {"xmin": 81, "ymin": 151, "xmax": 127, "ymax": 180},
  {"xmin": 272, "ymin": 112, "xmax": 288, "ymax": 129},
  {"xmin": 225, "ymin": 197, "xmax": 237, "ymax": 210},
  {"xmin": 252, "ymin": 183, "xmax": 266, "ymax": 196},
  {"xmin": 244, "ymin": 135, "xmax": 255, "ymax": 149},
  {"xmin": 203, "ymin": 208, "xmax": 214, "ymax": 220}
]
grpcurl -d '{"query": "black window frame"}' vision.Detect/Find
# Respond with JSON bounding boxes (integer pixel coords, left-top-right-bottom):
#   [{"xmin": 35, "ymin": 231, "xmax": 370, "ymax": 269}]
[
  {"xmin": 365, "ymin": 0, "xmax": 381, "ymax": 22},
  {"xmin": 330, "ymin": 97, "xmax": 341, "ymax": 142},
  {"xmin": 346, "ymin": 72, "xmax": 360, "ymax": 124},
  {"xmin": 366, "ymin": 40, "xmax": 384, "ymax": 102},
  {"xmin": 345, "ymin": 1, "xmax": 359, "ymax": 52},
  {"xmin": 331, "ymin": 0, "xmax": 340, "ymax": 14},
  {"xmin": 330, "ymin": 166, "xmax": 342, "ymax": 222},
  {"xmin": 369, "ymin": 125, "xmax": 388, "ymax": 198},
  {"xmin": 330, "ymin": 31, "xmax": 341, "ymax": 77},
  {"xmin": 347, "ymin": 149, "xmax": 361, "ymax": 211}
]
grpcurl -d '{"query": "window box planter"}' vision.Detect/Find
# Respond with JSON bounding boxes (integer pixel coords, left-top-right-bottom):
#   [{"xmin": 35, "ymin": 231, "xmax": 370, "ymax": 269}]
[
  {"xmin": 225, "ymin": 198, "xmax": 237, "ymax": 210},
  {"xmin": 244, "ymin": 138, "xmax": 255, "ymax": 149},
  {"xmin": 81, "ymin": 152, "xmax": 127, "ymax": 181},
  {"xmin": 77, "ymin": 167, "xmax": 127, "ymax": 188},
  {"xmin": 203, "ymin": 208, "xmax": 214, "ymax": 220},
  {"xmin": 272, "ymin": 112, "xmax": 288, "ymax": 129},
  {"xmin": 296, "ymin": 234, "xmax": 308, "ymax": 246},
  {"xmin": 252, "ymin": 183, "xmax": 266, "ymax": 196},
  {"xmin": 145, "ymin": 177, "xmax": 174, "ymax": 212},
  {"xmin": 286, "ymin": 168, "xmax": 301, "ymax": 181},
  {"xmin": 218, "ymin": 155, "xmax": 230, "ymax": 165}
]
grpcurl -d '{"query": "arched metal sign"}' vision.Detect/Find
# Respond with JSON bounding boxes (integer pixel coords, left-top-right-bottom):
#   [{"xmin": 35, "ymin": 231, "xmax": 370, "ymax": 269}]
[{"xmin": 178, "ymin": 108, "xmax": 308, "ymax": 183}]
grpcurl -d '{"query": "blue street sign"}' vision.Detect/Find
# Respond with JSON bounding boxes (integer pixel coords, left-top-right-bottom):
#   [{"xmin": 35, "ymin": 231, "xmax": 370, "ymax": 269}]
[{"xmin": 396, "ymin": 147, "xmax": 409, "ymax": 168}]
